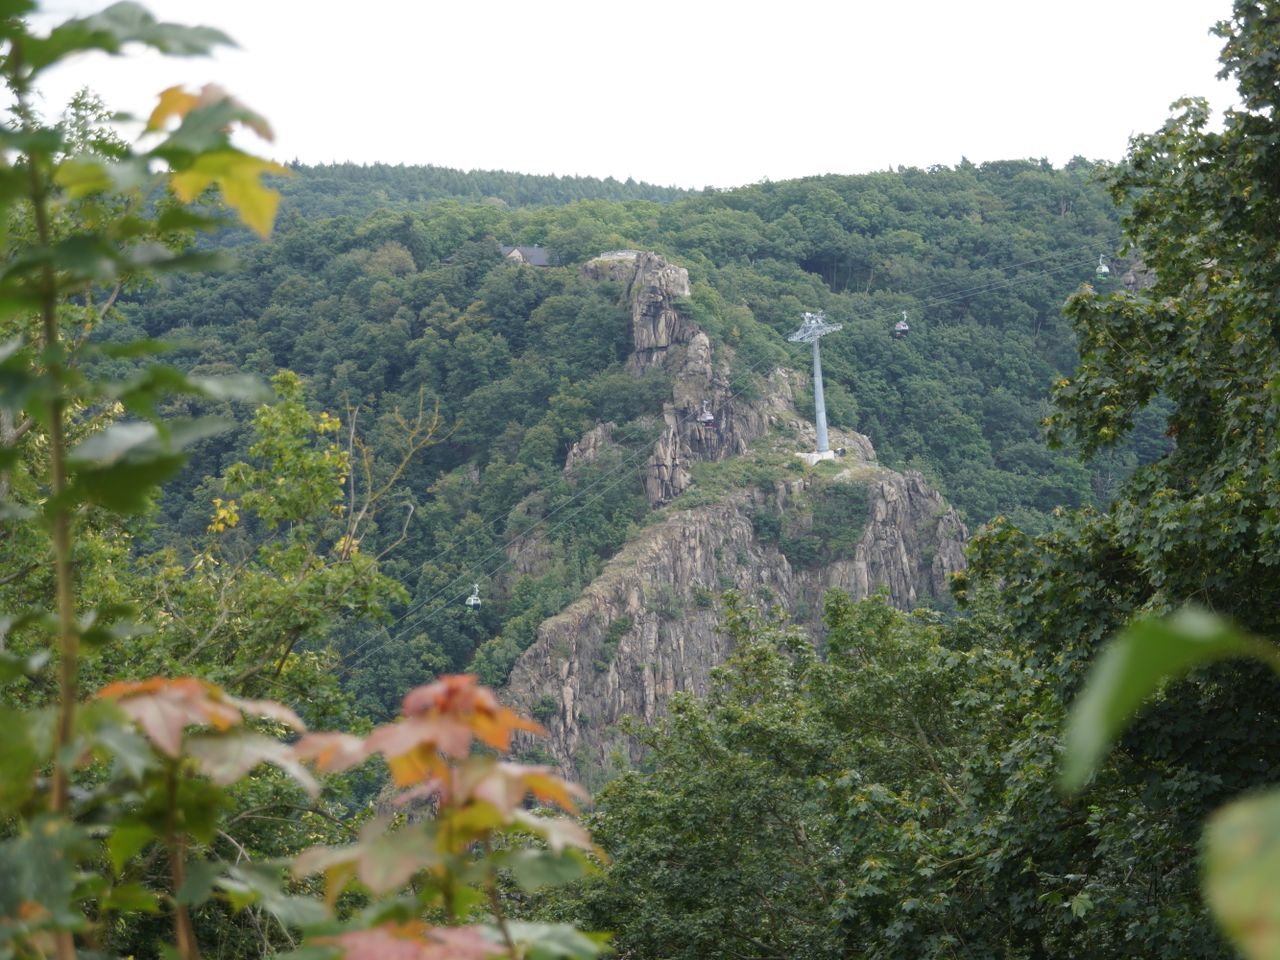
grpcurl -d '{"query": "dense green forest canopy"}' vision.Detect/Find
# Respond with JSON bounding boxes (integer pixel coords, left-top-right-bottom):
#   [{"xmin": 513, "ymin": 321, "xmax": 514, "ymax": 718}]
[{"xmin": 268, "ymin": 162, "xmax": 691, "ymax": 222}]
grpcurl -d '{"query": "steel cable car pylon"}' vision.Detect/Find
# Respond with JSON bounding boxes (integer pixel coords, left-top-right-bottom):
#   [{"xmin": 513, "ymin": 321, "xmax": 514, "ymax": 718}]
[{"xmin": 787, "ymin": 310, "xmax": 842, "ymax": 457}]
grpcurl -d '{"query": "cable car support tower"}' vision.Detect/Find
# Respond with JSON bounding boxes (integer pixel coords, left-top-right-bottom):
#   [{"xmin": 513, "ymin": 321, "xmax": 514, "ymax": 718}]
[{"xmin": 787, "ymin": 310, "xmax": 844, "ymax": 463}]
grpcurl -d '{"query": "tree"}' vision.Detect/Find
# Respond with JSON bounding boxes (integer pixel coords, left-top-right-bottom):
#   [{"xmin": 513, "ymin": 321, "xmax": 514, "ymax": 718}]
[
  {"xmin": 561, "ymin": 594, "xmax": 991, "ymax": 960},
  {"xmin": 1042, "ymin": 3, "xmax": 1280, "ymax": 956},
  {"xmin": 0, "ymin": 7, "xmax": 603, "ymax": 960}
]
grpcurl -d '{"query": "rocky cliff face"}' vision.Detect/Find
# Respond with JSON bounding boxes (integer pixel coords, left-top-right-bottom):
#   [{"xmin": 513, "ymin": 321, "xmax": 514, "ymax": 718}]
[
  {"xmin": 583, "ymin": 251, "xmax": 797, "ymax": 505},
  {"xmin": 504, "ymin": 251, "xmax": 969, "ymax": 778},
  {"xmin": 506, "ymin": 466, "xmax": 967, "ymax": 776}
]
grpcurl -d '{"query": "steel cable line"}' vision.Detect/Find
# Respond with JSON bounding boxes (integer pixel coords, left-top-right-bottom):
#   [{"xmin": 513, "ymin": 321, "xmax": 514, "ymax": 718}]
[{"xmin": 334, "ymin": 250, "xmax": 1109, "ymax": 676}]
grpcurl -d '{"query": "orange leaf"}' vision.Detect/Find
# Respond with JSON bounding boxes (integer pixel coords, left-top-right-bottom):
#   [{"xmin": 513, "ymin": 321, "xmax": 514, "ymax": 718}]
[
  {"xmin": 97, "ymin": 677, "xmax": 306, "ymax": 758},
  {"xmin": 364, "ymin": 716, "xmax": 472, "ymax": 787},
  {"xmin": 399, "ymin": 675, "xmax": 543, "ymax": 751},
  {"xmin": 98, "ymin": 677, "xmax": 241, "ymax": 756}
]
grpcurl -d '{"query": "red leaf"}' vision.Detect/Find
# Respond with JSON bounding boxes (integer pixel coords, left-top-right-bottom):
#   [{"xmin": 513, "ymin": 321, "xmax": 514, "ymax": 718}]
[
  {"xmin": 323, "ymin": 923, "xmax": 501, "ymax": 960},
  {"xmin": 97, "ymin": 677, "xmax": 241, "ymax": 756}
]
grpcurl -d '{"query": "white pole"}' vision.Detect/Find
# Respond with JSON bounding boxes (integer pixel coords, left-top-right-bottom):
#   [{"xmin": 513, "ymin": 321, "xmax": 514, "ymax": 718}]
[{"xmin": 813, "ymin": 338, "xmax": 829, "ymax": 453}]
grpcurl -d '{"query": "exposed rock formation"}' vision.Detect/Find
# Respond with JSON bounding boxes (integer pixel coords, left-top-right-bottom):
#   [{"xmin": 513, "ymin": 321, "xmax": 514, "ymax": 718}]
[
  {"xmin": 506, "ymin": 467, "xmax": 968, "ymax": 776},
  {"xmin": 503, "ymin": 250, "xmax": 968, "ymax": 779},
  {"xmin": 585, "ymin": 251, "xmax": 797, "ymax": 505}
]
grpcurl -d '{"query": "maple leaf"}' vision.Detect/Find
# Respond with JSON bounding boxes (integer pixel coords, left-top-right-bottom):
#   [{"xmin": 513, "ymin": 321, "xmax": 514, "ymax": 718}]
[
  {"xmin": 456, "ymin": 759, "xmax": 587, "ymax": 816},
  {"xmin": 97, "ymin": 677, "xmax": 243, "ymax": 757},
  {"xmin": 292, "ymin": 818, "xmax": 440, "ymax": 901},
  {"xmin": 187, "ymin": 732, "xmax": 318, "ymax": 796},
  {"xmin": 147, "ymin": 83, "xmax": 274, "ymax": 140},
  {"xmin": 292, "ymin": 731, "xmax": 367, "ymax": 774},
  {"xmin": 321, "ymin": 923, "xmax": 501, "ymax": 960},
  {"xmin": 363, "ymin": 715, "xmax": 474, "ymax": 787},
  {"xmin": 96, "ymin": 677, "xmax": 304, "ymax": 758},
  {"xmin": 400, "ymin": 674, "xmax": 543, "ymax": 751}
]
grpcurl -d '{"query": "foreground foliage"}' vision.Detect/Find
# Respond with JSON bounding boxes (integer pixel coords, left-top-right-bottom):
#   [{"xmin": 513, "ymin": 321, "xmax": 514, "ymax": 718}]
[{"xmin": 0, "ymin": 6, "xmax": 601, "ymax": 960}]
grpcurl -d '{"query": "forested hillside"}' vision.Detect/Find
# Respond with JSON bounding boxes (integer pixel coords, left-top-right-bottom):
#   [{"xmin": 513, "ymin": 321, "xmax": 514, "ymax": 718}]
[
  {"xmin": 110, "ymin": 157, "xmax": 1151, "ymax": 715},
  {"xmin": 6, "ymin": 3, "xmax": 1280, "ymax": 960}
]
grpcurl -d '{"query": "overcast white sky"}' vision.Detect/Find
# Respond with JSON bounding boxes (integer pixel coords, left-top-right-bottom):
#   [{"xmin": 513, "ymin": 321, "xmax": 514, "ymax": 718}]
[{"xmin": 33, "ymin": 0, "xmax": 1237, "ymax": 190}]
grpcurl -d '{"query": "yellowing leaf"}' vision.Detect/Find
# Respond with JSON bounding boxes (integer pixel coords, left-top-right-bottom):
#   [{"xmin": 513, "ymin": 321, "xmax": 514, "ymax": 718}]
[
  {"xmin": 168, "ymin": 149, "xmax": 286, "ymax": 238},
  {"xmin": 1205, "ymin": 788, "xmax": 1280, "ymax": 959},
  {"xmin": 455, "ymin": 759, "xmax": 586, "ymax": 816},
  {"xmin": 146, "ymin": 85, "xmax": 199, "ymax": 131}
]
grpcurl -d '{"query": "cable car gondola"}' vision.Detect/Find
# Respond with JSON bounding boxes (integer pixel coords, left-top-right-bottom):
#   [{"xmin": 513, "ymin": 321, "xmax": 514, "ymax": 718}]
[
  {"xmin": 1095, "ymin": 255, "xmax": 1110, "ymax": 282},
  {"xmin": 893, "ymin": 311, "xmax": 910, "ymax": 339},
  {"xmin": 697, "ymin": 399, "xmax": 716, "ymax": 427},
  {"xmin": 465, "ymin": 584, "xmax": 481, "ymax": 609}
]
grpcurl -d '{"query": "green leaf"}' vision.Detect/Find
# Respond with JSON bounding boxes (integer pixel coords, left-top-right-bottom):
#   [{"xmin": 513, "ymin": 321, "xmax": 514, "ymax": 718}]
[
  {"xmin": 188, "ymin": 374, "xmax": 271, "ymax": 402},
  {"xmin": 505, "ymin": 922, "xmax": 610, "ymax": 960},
  {"xmin": 220, "ymin": 864, "xmax": 327, "ymax": 927},
  {"xmin": 92, "ymin": 724, "xmax": 155, "ymax": 781},
  {"xmin": 101, "ymin": 881, "xmax": 160, "ymax": 914},
  {"xmin": 152, "ymin": 100, "xmax": 271, "ymax": 160},
  {"xmin": 1062, "ymin": 608, "xmax": 1261, "ymax": 791},
  {"xmin": 175, "ymin": 859, "xmax": 222, "ymax": 907},
  {"xmin": 501, "ymin": 848, "xmax": 589, "ymax": 892},
  {"xmin": 1205, "ymin": 788, "xmax": 1280, "ymax": 959},
  {"xmin": 0, "ymin": 648, "xmax": 50, "ymax": 681},
  {"xmin": 0, "ymin": 706, "xmax": 41, "ymax": 810},
  {"xmin": 78, "ymin": 603, "xmax": 149, "ymax": 649},
  {"xmin": 0, "ymin": 818, "xmax": 88, "ymax": 929},
  {"xmin": 68, "ymin": 416, "xmax": 231, "ymax": 512},
  {"xmin": 107, "ymin": 823, "xmax": 156, "ymax": 874},
  {"xmin": 68, "ymin": 421, "xmax": 160, "ymax": 465},
  {"xmin": 54, "ymin": 155, "xmax": 150, "ymax": 198},
  {"xmin": 156, "ymin": 206, "xmax": 227, "ymax": 233},
  {"xmin": 21, "ymin": 3, "xmax": 233, "ymax": 76}
]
